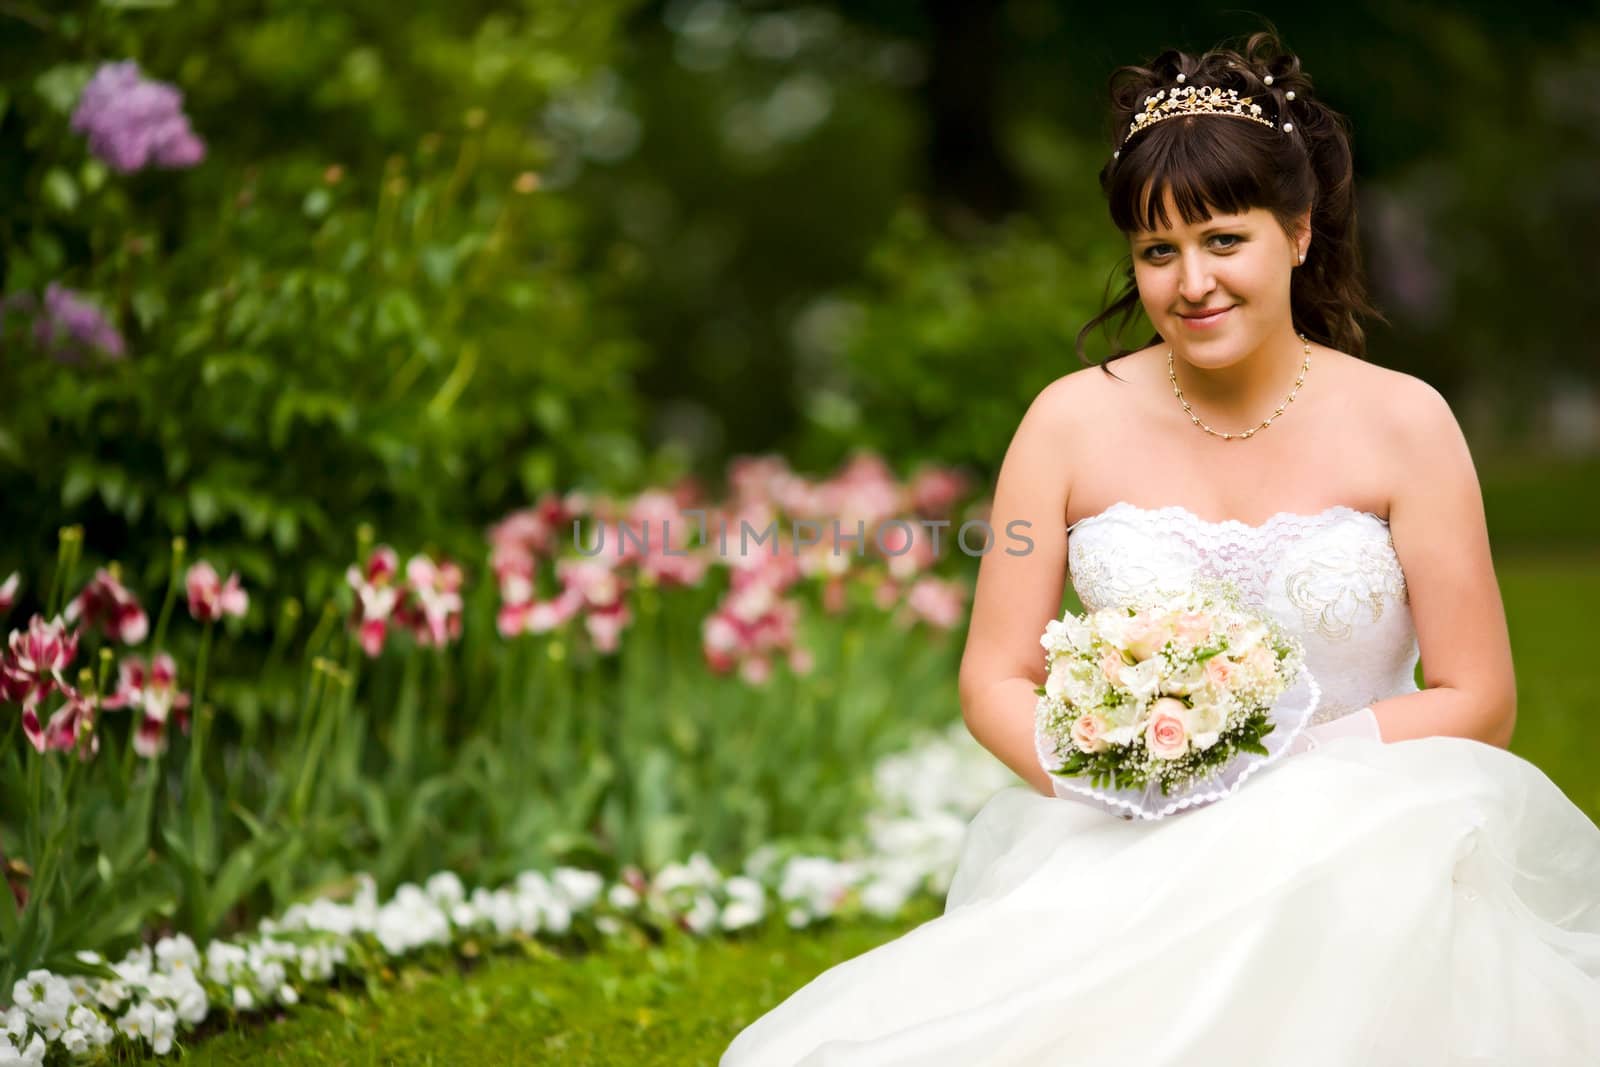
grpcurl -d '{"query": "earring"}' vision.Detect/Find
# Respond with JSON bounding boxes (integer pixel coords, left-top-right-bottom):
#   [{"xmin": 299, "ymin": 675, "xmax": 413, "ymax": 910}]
[{"xmin": 1297, "ymin": 252, "xmax": 1305, "ymax": 264}]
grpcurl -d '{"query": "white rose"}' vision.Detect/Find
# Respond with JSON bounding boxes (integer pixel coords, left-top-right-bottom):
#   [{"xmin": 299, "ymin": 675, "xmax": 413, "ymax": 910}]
[
  {"xmin": 1116, "ymin": 657, "xmax": 1163, "ymax": 705},
  {"xmin": 1181, "ymin": 696, "xmax": 1227, "ymax": 750}
]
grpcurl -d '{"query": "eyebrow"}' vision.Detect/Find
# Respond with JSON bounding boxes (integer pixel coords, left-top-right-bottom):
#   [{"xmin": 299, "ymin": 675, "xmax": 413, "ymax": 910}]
[{"xmin": 1132, "ymin": 221, "xmax": 1249, "ymax": 245}]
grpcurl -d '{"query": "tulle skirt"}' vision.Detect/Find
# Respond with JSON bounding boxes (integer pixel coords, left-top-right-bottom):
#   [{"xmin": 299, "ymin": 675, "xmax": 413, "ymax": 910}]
[{"xmin": 721, "ymin": 737, "xmax": 1600, "ymax": 1066}]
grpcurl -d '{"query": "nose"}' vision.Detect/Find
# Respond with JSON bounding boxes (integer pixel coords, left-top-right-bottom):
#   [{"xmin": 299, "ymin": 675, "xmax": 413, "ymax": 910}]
[{"xmin": 1176, "ymin": 251, "xmax": 1216, "ymax": 305}]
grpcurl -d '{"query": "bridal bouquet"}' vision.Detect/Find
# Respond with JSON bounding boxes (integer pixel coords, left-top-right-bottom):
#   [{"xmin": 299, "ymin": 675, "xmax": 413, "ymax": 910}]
[{"xmin": 1034, "ymin": 584, "xmax": 1320, "ymax": 819}]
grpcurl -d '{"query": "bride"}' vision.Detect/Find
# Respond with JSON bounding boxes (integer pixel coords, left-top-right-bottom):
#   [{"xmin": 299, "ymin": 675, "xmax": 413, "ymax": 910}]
[{"xmin": 722, "ymin": 32, "xmax": 1600, "ymax": 1066}]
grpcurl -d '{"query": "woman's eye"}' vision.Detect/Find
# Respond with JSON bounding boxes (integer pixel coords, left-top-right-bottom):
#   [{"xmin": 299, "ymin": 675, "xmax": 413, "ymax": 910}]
[
  {"xmin": 1209, "ymin": 234, "xmax": 1241, "ymax": 250},
  {"xmin": 1141, "ymin": 244, "xmax": 1174, "ymax": 261}
]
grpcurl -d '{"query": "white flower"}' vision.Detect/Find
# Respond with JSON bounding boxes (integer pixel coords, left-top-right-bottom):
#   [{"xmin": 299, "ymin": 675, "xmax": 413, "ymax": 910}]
[
  {"xmin": 1116, "ymin": 657, "xmax": 1163, "ymax": 705},
  {"xmin": 155, "ymin": 933, "xmax": 202, "ymax": 975},
  {"xmin": 425, "ymin": 871, "xmax": 466, "ymax": 907},
  {"xmin": 860, "ymin": 878, "xmax": 913, "ymax": 918},
  {"xmin": 1182, "ymin": 696, "xmax": 1228, "ymax": 750},
  {"xmin": 553, "ymin": 867, "xmax": 603, "ymax": 911},
  {"xmin": 0, "ymin": 1033, "xmax": 45, "ymax": 1067},
  {"xmin": 146, "ymin": 1007, "xmax": 176, "ymax": 1054},
  {"xmin": 683, "ymin": 894, "xmax": 719, "ymax": 936},
  {"xmin": 606, "ymin": 883, "xmax": 640, "ymax": 910},
  {"xmin": 117, "ymin": 1002, "xmax": 156, "ymax": 1045},
  {"xmin": 61, "ymin": 1026, "xmax": 90, "ymax": 1055},
  {"xmin": 720, "ymin": 899, "xmax": 764, "ymax": 931}
]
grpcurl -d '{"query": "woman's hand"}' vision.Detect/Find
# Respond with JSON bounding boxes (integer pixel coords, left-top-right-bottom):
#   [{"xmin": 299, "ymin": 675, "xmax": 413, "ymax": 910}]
[{"xmin": 1285, "ymin": 706, "xmax": 1382, "ymax": 757}]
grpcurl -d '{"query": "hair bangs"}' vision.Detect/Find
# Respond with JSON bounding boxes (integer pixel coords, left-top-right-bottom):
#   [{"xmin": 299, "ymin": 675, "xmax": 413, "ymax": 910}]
[{"xmin": 1109, "ymin": 118, "xmax": 1273, "ymax": 235}]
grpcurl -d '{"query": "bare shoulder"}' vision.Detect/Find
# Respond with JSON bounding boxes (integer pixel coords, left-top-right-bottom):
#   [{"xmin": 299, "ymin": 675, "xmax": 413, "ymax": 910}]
[
  {"xmin": 1332, "ymin": 355, "xmax": 1460, "ymax": 446},
  {"xmin": 1027, "ymin": 348, "xmax": 1157, "ymax": 423}
]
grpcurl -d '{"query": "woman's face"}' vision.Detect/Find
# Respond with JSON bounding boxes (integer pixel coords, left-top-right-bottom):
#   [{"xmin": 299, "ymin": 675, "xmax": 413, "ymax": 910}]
[{"xmin": 1129, "ymin": 195, "xmax": 1306, "ymax": 369}]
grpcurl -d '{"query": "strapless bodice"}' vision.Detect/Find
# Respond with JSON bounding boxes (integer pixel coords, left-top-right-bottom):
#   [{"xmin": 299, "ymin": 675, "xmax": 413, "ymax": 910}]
[{"xmin": 1066, "ymin": 502, "xmax": 1421, "ymax": 724}]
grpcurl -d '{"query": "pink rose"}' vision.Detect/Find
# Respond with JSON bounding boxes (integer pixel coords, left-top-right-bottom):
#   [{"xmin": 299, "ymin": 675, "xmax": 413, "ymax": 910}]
[
  {"xmin": 1123, "ymin": 612, "xmax": 1171, "ymax": 661},
  {"xmin": 1145, "ymin": 699, "xmax": 1190, "ymax": 760},
  {"xmin": 1099, "ymin": 648, "xmax": 1126, "ymax": 684},
  {"xmin": 1070, "ymin": 712, "xmax": 1109, "ymax": 754},
  {"xmin": 1204, "ymin": 656, "xmax": 1236, "ymax": 689},
  {"xmin": 1242, "ymin": 645, "xmax": 1278, "ymax": 686}
]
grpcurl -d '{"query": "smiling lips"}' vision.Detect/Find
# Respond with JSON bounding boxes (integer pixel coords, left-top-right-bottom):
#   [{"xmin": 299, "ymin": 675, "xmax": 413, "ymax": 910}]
[{"xmin": 1177, "ymin": 305, "xmax": 1233, "ymax": 329}]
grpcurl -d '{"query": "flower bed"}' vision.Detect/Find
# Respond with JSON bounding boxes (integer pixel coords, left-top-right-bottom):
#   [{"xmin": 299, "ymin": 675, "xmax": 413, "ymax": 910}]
[{"xmin": 2, "ymin": 724, "xmax": 1014, "ymax": 1063}]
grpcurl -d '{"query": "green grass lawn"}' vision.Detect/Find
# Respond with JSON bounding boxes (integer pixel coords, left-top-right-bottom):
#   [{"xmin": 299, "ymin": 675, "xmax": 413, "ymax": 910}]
[
  {"xmin": 144, "ymin": 555, "xmax": 1598, "ymax": 1065},
  {"xmin": 162, "ymin": 902, "xmax": 942, "ymax": 1066}
]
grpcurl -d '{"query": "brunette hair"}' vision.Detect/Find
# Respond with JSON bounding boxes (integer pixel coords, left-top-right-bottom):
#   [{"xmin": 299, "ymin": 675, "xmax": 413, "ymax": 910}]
[{"xmin": 1076, "ymin": 30, "xmax": 1382, "ymax": 367}]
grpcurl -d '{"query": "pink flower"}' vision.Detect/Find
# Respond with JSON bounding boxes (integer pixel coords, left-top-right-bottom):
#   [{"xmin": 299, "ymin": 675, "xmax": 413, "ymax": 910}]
[
  {"xmin": 585, "ymin": 603, "xmax": 632, "ymax": 654},
  {"xmin": 65, "ymin": 568, "xmax": 149, "ymax": 645},
  {"xmin": 104, "ymin": 652, "xmax": 190, "ymax": 726},
  {"xmin": 39, "ymin": 688, "xmax": 98, "ymax": 757},
  {"xmin": 134, "ymin": 713, "xmax": 171, "ymax": 758},
  {"xmin": 700, "ymin": 570, "xmax": 806, "ymax": 684},
  {"xmin": 0, "ymin": 573, "xmax": 18, "ymax": 617},
  {"xmin": 903, "ymin": 576, "xmax": 968, "ymax": 630},
  {"xmin": 619, "ymin": 489, "xmax": 711, "ymax": 588},
  {"xmin": 185, "ymin": 561, "xmax": 248, "ymax": 623},
  {"xmin": 103, "ymin": 654, "xmax": 189, "ymax": 759},
  {"xmin": 1098, "ymin": 647, "xmax": 1127, "ymax": 684},
  {"xmin": 347, "ymin": 546, "xmax": 401, "ymax": 657},
  {"xmin": 558, "ymin": 558, "xmax": 624, "ymax": 609},
  {"xmin": 70, "ymin": 60, "xmax": 206, "ymax": 174},
  {"xmin": 498, "ymin": 587, "xmax": 583, "ymax": 639},
  {"xmin": 907, "ymin": 465, "xmax": 970, "ymax": 516},
  {"xmin": 5, "ymin": 615, "xmax": 79, "ymax": 705},
  {"xmin": 1145, "ymin": 701, "xmax": 1191, "ymax": 760},
  {"xmin": 396, "ymin": 555, "xmax": 464, "ymax": 648},
  {"xmin": 1070, "ymin": 712, "xmax": 1109, "ymax": 754},
  {"xmin": 1204, "ymin": 656, "xmax": 1236, "ymax": 689},
  {"xmin": 1122, "ymin": 612, "xmax": 1171, "ymax": 662}
]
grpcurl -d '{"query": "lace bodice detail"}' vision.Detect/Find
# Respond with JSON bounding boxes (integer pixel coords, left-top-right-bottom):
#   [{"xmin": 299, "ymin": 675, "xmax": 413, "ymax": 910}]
[{"xmin": 1067, "ymin": 503, "xmax": 1420, "ymax": 725}]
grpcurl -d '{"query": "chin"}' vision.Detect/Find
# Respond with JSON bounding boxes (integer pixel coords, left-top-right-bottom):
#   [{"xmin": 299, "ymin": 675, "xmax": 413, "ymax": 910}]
[{"xmin": 1167, "ymin": 335, "xmax": 1253, "ymax": 369}]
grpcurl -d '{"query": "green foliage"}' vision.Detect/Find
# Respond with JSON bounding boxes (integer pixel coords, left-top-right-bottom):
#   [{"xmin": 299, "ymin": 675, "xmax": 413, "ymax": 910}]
[
  {"xmin": 794, "ymin": 127, "xmax": 1130, "ymax": 475},
  {"xmin": 0, "ymin": 0, "xmax": 653, "ymax": 604}
]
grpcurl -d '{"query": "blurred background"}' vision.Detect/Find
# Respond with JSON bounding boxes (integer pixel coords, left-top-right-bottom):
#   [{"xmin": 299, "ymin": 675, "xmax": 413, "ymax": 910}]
[
  {"xmin": 0, "ymin": 0, "xmax": 1596, "ymax": 1024},
  {"xmin": 3, "ymin": 0, "xmax": 1597, "ymax": 588}
]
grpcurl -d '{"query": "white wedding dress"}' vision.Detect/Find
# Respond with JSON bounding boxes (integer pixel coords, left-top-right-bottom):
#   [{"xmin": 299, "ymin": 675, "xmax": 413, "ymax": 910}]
[{"xmin": 723, "ymin": 502, "xmax": 1600, "ymax": 1066}]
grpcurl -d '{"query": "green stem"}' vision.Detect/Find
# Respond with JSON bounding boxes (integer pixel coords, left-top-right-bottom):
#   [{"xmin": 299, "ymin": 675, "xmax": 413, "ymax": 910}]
[
  {"xmin": 289, "ymin": 665, "xmax": 331, "ymax": 821},
  {"xmin": 186, "ymin": 623, "xmax": 214, "ymax": 794},
  {"xmin": 149, "ymin": 538, "xmax": 187, "ymax": 657},
  {"xmin": 392, "ymin": 647, "xmax": 423, "ymax": 776}
]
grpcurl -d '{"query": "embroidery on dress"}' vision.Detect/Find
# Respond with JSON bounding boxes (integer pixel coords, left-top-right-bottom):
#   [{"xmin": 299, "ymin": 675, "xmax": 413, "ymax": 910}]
[{"xmin": 1285, "ymin": 534, "xmax": 1408, "ymax": 642}]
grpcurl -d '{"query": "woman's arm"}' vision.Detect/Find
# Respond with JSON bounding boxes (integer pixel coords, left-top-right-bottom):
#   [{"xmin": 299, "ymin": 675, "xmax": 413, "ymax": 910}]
[
  {"xmin": 958, "ymin": 378, "xmax": 1080, "ymax": 796},
  {"xmin": 1378, "ymin": 377, "xmax": 1517, "ymax": 747}
]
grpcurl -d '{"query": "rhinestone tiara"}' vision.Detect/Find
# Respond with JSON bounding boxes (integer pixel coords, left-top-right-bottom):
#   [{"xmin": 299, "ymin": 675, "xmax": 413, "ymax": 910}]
[{"xmin": 1116, "ymin": 82, "xmax": 1284, "ymax": 157}]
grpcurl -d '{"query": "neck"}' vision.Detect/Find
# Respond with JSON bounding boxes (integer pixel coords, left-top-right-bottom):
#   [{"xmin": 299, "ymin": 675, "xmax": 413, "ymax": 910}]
[{"xmin": 1169, "ymin": 327, "xmax": 1308, "ymax": 429}]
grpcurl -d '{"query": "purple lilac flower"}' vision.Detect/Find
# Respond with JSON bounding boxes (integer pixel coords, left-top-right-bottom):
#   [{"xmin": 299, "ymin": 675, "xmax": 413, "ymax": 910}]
[
  {"xmin": 70, "ymin": 60, "xmax": 205, "ymax": 174},
  {"xmin": 2, "ymin": 285, "xmax": 127, "ymax": 362}
]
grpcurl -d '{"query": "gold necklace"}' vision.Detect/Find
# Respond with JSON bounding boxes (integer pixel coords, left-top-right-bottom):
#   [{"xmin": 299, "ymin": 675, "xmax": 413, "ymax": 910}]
[{"xmin": 1167, "ymin": 334, "xmax": 1311, "ymax": 441}]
